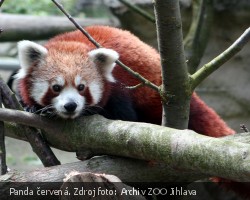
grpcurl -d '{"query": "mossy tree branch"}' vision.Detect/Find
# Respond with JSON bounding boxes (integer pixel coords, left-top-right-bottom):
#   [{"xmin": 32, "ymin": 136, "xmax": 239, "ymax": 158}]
[
  {"xmin": 153, "ymin": 0, "xmax": 191, "ymax": 129},
  {"xmin": 1, "ymin": 108, "xmax": 250, "ymax": 182},
  {"xmin": 0, "ymin": 156, "xmax": 206, "ymax": 184}
]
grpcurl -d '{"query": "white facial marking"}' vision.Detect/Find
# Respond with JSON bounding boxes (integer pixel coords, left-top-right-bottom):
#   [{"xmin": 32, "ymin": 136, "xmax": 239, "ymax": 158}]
[
  {"xmin": 14, "ymin": 69, "xmax": 26, "ymax": 80},
  {"xmin": 89, "ymin": 81, "xmax": 103, "ymax": 105},
  {"xmin": 55, "ymin": 76, "xmax": 65, "ymax": 86},
  {"xmin": 88, "ymin": 48, "xmax": 119, "ymax": 82},
  {"xmin": 31, "ymin": 81, "xmax": 49, "ymax": 105},
  {"xmin": 74, "ymin": 75, "xmax": 86, "ymax": 86},
  {"xmin": 75, "ymin": 75, "xmax": 81, "ymax": 86},
  {"xmin": 52, "ymin": 87, "xmax": 85, "ymax": 119},
  {"xmin": 105, "ymin": 70, "xmax": 116, "ymax": 83}
]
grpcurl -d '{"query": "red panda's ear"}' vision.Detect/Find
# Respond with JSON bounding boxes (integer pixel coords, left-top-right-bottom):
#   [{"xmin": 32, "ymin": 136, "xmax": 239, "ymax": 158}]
[
  {"xmin": 16, "ymin": 40, "xmax": 48, "ymax": 79},
  {"xmin": 88, "ymin": 48, "xmax": 119, "ymax": 82}
]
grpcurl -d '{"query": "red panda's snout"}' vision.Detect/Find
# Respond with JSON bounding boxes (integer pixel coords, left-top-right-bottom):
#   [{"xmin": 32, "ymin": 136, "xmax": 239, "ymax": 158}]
[
  {"xmin": 16, "ymin": 40, "xmax": 119, "ymax": 119},
  {"xmin": 51, "ymin": 85, "xmax": 86, "ymax": 119}
]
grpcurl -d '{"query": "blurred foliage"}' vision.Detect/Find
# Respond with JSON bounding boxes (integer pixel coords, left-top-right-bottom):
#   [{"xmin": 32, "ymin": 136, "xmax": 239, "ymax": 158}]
[
  {"xmin": 6, "ymin": 155, "xmax": 17, "ymax": 166},
  {"xmin": 81, "ymin": 5, "xmax": 111, "ymax": 18},
  {"xmin": 77, "ymin": 1, "xmax": 112, "ymax": 18},
  {"xmin": 1, "ymin": 0, "xmax": 78, "ymax": 16},
  {"xmin": 23, "ymin": 155, "xmax": 42, "ymax": 165}
]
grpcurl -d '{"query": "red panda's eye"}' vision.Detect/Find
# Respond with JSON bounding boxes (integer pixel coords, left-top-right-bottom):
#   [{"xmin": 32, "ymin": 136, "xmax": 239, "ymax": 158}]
[
  {"xmin": 77, "ymin": 84, "xmax": 85, "ymax": 91},
  {"xmin": 52, "ymin": 85, "xmax": 62, "ymax": 93}
]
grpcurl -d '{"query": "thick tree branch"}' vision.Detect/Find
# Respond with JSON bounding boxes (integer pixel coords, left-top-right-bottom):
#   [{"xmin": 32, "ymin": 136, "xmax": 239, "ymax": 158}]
[
  {"xmin": 0, "ymin": 77, "xmax": 23, "ymax": 110},
  {"xmin": 153, "ymin": 0, "xmax": 191, "ymax": 128},
  {"xmin": 0, "ymin": 10, "xmax": 10, "ymax": 174},
  {"xmin": 2, "ymin": 109, "xmax": 250, "ymax": 182},
  {"xmin": 190, "ymin": 27, "xmax": 250, "ymax": 90},
  {"xmin": 0, "ymin": 94, "xmax": 7, "ymax": 175},
  {"xmin": 0, "ymin": 156, "xmax": 206, "ymax": 185},
  {"xmin": 0, "ymin": 108, "xmax": 55, "ymax": 132},
  {"xmin": 223, "ymin": 132, "xmax": 250, "ymax": 144},
  {"xmin": 0, "ymin": 156, "xmax": 205, "ymax": 199}
]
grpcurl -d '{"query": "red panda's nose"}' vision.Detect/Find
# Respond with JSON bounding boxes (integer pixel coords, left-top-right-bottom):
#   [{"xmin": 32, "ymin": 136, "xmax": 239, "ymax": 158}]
[{"xmin": 64, "ymin": 102, "xmax": 77, "ymax": 113}]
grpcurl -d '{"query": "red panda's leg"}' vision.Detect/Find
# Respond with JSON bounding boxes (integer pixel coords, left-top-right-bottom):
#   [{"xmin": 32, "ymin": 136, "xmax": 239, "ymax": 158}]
[{"xmin": 100, "ymin": 85, "xmax": 137, "ymax": 121}]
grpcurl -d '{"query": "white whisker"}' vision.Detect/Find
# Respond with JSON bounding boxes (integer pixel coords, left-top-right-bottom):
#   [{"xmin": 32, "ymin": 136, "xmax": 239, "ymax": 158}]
[
  {"xmin": 82, "ymin": 105, "xmax": 104, "ymax": 115},
  {"xmin": 34, "ymin": 104, "xmax": 54, "ymax": 114}
]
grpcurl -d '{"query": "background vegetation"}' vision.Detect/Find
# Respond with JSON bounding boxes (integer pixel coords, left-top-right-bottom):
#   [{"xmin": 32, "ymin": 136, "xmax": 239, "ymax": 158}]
[{"xmin": 2, "ymin": 0, "xmax": 78, "ymax": 16}]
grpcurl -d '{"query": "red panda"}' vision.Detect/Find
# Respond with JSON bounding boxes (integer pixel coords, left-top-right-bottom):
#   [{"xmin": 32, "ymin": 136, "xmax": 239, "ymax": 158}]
[
  {"xmin": 15, "ymin": 25, "xmax": 245, "ymax": 196},
  {"xmin": 15, "ymin": 25, "xmax": 234, "ymax": 137}
]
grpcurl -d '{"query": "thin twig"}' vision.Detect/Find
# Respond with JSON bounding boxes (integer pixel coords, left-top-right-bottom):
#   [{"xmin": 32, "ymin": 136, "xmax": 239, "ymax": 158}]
[
  {"xmin": 51, "ymin": 0, "xmax": 101, "ymax": 48},
  {"xmin": 240, "ymin": 124, "xmax": 249, "ymax": 133},
  {"xmin": 51, "ymin": 0, "xmax": 159, "ymax": 92},
  {"xmin": 125, "ymin": 83, "xmax": 144, "ymax": 90},
  {"xmin": 118, "ymin": 0, "xmax": 155, "ymax": 23},
  {"xmin": 191, "ymin": 27, "xmax": 250, "ymax": 91},
  {"xmin": 184, "ymin": 0, "xmax": 214, "ymax": 74},
  {"xmin": 193, "ymin": 0, "xmax": 206, "ymax": 44},
  {"xmin": 115, "ymin": 60, "xmax": 159, "ymax": 91}
]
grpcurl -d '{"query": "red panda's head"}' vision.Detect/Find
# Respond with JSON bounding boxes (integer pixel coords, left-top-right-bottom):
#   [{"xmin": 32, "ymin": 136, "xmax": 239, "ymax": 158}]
[{"xmin": 16, "ymin": 40, "xmax": 119, "ymax": 119}]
